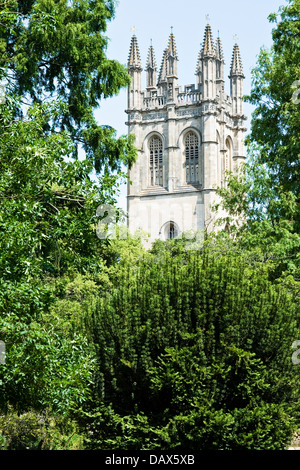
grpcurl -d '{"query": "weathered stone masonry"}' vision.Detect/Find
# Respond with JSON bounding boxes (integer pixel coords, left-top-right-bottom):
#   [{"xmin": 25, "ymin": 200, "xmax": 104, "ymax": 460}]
[{"xmin": 126, "ymin": 25, "xmax": 247, "ymax": 244}]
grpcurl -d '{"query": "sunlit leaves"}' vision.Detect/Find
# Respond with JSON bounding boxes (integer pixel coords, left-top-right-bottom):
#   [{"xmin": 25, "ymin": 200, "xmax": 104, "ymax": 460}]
[
  {"xmin": 82, "ymin": 244, "xmax": 300, "ymax": 449},
  {"xmin": 246, "ymin": 0, "xmax": 300, "ymax": 221},
  {"xmin": 0, "ymin": 0, "xmax": 137, "ymax": 173}
]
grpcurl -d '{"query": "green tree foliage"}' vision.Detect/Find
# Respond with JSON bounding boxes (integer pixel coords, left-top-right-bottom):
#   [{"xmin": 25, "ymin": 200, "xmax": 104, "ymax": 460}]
[
  {"xmin": 0, "ymin": 95, "xmax": 119, "ymax": 420},
  {"xmin": 215, "ymin": 0, "xmax": 300, "ymax": 278},
  {"xmin": 0, "ymin": 1, "xmax": 137, "ymax": 441},
  {"xmin": 247, "ymin": 0, "xmax": 300, "ymax": 208},
  {"xmin": 0, "ymin": 98, "xmax": 114, "ymax": 279},
  {"xmin": 79, "ymin": 240, "xmax": 300, "ymax": 450},
  {"xmin": 0, "ymin": 0, "xmax": 136, "ymax": 172},
  {"xmin": 0, "ymin": 407, "xmax": 84, "ymax": 449}
]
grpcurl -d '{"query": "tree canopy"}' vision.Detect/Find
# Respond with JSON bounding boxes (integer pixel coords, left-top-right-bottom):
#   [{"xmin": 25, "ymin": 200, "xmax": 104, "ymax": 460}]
[
  {"xmin": 79, "ymin": 241, "xmax": 300, "ymax": 450},
  {"xmin": 0, "ymin": 0, "xmax": 137, "ymax": 449},
  {"xmin": 215, "ymin": 0, "xmax": 300, "ymax": 279},
  {"xmin": 0, "ymin": 0, "xmax": 136, "ymax": 172},
  {"xmin": 247, "ymin": 0, "xmax": 300, "ymax": 207}
]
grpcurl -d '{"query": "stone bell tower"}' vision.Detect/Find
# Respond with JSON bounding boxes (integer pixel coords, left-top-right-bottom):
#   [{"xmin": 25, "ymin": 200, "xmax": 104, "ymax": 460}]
[{"xmin": 126, "ymin": 25, "xmax": 247, "ymax": 244}]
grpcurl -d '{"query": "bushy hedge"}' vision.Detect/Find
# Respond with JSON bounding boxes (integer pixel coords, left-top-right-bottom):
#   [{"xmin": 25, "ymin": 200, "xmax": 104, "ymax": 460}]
[{"xmin": 79, "ymin": 242, "xmax": 300, "ymax": 450}]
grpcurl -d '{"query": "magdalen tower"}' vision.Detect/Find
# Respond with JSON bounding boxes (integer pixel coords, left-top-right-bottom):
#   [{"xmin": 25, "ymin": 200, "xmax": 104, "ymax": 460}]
[{"xmin": 126, "ymin": 24, "xmax": 247, "ymax": 244}]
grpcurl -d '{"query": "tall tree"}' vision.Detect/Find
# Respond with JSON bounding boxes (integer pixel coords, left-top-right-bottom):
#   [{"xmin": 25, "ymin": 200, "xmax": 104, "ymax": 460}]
[
  {"xmin": 0, "ymin": 98, "xmax": 101, "ymax": 424},
  {"xmin": 0, "ymin": 0, "xmax": 136, "ymax": 172},
  {"xmin": 244, "ymin": 0, "xmax": 299, "ymax": 226},
  {"xmin": 215, "ymin": 0, "xmax": 300, "ymax": 277},
  {"xmin": 0, "ymin": 1, "xmax": 136, "ymax": 444}
]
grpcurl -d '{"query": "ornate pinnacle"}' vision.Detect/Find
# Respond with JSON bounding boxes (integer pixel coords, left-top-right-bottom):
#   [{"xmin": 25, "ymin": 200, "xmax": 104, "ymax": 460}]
[
  {"xmin": 215, "ymin": 36, "xmax": 224, "ymax": 62},
  {"xmin": 146, "ymin": 44, "xmax": 157, "ymax": 70},
  {"xmin": 167, "ymin": 32, "xmax": 178, "ymax": 59},
  {"xmin": 158, "ymin": 48, "xmax": 168, "ymax": 83},
  {"xmin": 230, "ymin": 43, "xmax": 244, "ymax": 77},
  {"xmin": 202, "ymin": 24, "xmax": 215, "ymax": 57},
  {"xmin": 128, "ymin": 35, "xmax": 142, "ymax": 69}
]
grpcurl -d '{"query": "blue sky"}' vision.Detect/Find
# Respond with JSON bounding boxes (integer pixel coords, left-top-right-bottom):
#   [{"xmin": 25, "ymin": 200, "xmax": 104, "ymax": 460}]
[{"xmin": 95, "ymin": 0, "xmax": 286, "ymax": 209}]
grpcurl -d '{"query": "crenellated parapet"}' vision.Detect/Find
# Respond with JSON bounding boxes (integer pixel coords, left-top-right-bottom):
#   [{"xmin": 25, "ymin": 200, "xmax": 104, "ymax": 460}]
[{"xmin": 127, "ymin": 25, "xmax": 246, "ymax": 120}]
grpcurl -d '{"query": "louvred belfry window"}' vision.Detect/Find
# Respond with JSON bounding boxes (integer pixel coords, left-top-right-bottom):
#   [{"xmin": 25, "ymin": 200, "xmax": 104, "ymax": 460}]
[
  {"xmin": 150, "ymin": 136, "xmax": 163, "ymax": 186},
  {"xmin": 185, "ymin": 132, "xmax": 199, "ymax": 184}
]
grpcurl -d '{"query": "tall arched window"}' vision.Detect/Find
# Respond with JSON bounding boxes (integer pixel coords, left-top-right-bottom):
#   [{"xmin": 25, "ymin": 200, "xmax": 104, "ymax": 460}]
[
  {"xmin": 185, "ymin": 131, "xmax": 199, "ymax": 184},
  {"xmin": 149, "ymin": 136, "xmax": 163, "ymax": 186}
]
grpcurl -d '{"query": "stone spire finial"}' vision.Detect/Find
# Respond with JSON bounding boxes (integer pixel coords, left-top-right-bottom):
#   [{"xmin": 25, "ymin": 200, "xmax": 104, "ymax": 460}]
[
  {"xmin": 158, "ymin": 31, "xmax": 179, "ymax": 83},
  {"xmin": 230, "ymin": 43, "xmax": 244, "ymax": 77},
  {"xmin": 146, "ymin": 43, "xmax": 157, "ymax": 89},
  {"xmin": 167, "ymin": 31, "xmax": 178, "ymax": 60},
  {"xmin": 215, "ymin": 36, "xmax": 224, "ymax": 62},
  {"xmin": 202, "ymin": 24, "xmax": 215, "ymax": 57},
  {"xmin": 158, "ymin": 48, "xmax": 168, "ymax": 84},
  {"xmin": 128, "ymin": 34, "xmax": 142, "ymax": 69},
  {"xmin": 146, "ymin": 44, "xmax": 157, "ymax": 70}
]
